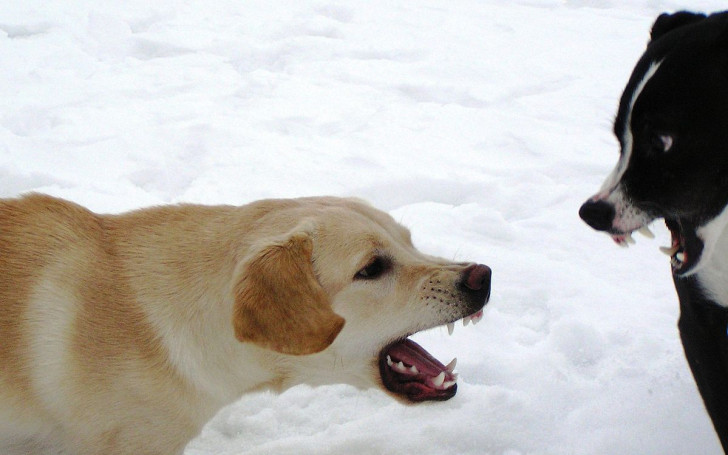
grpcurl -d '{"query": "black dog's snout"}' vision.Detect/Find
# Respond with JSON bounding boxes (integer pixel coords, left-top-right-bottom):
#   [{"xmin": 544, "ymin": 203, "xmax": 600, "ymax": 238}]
[
  {"xmin": 460, "ymin": 264, "xmax": 492, "ymax": 305},
  {"xmin": 579, "ymin": 199, "xmax": 615, "ymax": 232}
]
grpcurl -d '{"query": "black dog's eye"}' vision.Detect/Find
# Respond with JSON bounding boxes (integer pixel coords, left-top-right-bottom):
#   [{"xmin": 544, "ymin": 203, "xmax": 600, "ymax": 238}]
[
  {"xmin": 355, "ymin": 256, "xmax": 389, "ymax": 280},
  {"xmin": 650, "ymin": 133, "xmax": 674, "ymax": 152}
]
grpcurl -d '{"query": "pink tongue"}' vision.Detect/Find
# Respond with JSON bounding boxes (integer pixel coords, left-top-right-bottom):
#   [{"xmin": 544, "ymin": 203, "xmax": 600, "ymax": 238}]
[{"xmin": 387, "ymin": 338, "xmax": 447, "ymax": 377}]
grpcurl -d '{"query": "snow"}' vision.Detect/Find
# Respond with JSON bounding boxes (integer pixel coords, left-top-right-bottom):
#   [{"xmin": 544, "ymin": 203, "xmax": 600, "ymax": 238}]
[{"xmin": 1, "ymin": 0, "xmax": 726, "ymax": 453}]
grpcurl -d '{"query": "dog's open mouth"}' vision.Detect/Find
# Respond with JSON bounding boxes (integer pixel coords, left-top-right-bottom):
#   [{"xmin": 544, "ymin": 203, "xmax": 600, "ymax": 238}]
[
  {"xmin": 608, "ymin": 219, "xmax": 704, "ymax": 275},
  {"xmin": 377, "ymin": 309, "xmax": 484, "ymax": 402},
  {"xmin": 664, "ymin": 218, "xmax": 704, "ymax": 275}
]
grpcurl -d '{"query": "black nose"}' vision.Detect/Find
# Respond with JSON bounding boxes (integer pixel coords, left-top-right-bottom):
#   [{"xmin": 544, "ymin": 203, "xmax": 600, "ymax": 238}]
[
  {"xmin": 579, "ymin": 199, "xmax": 615, "ymax": 232},
  {"xmin": 460, "ymin": 264, "xmax": 491, "ymax": 305}
]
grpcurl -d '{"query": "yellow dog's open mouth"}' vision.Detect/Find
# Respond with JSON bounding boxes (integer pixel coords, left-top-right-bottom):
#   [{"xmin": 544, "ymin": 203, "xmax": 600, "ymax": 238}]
[{"xmin": 377, "ymin": 309, "xmax": 484, "ymax": 402}]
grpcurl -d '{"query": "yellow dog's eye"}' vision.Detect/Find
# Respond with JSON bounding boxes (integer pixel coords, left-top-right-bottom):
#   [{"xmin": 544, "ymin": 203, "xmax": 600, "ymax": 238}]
[{"xmin": 355, "ymin": 256, "xmax": 390, "ymax": 280}]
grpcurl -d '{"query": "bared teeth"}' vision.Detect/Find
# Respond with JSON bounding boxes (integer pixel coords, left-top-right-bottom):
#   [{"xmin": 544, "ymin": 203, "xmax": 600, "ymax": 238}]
[
  {"xmin": 386, "ymin": 356, "xmax": 420, "ymax": 376},
  {"xmin": 387, "ymin": 357, "xmax": 458, "ymax": 389},
  {"xmin": 432, "ymin": 372, "xmax": 446, "ymax": 388},
  {"xmin": 676, "ymin": 252, "xmax": 685, "ymax": 263},
  {"xmin": 660, "ymin": 245, "xmax": 679, "ymax": 256},
  {"xmin": 614, "ymin": 226, "xmax": 654, "ymax": 247},
  {"xmin": 432, "ymin": 311, "xmax": 483, "ymax": 386},
  {"xmin": 446, "ymin": 310, "xmax": 485, "ymax": 334},
  {"xmin": 430, "ymin": 371, "xmax": 457, "ymax": 390},
  {"xmin": 638, "ymin": 226, "xmax": 655, "ymax": 238},
  {"xmin": 445, "ymin": 358, "xmax": 457, "ymax": 373}
]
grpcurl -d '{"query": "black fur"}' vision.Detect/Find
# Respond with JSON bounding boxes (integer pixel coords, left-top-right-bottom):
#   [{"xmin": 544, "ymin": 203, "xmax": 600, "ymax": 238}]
[
  {"xmin": 614, "ymin": 12, "xmax": 728, "ymax": 227},
  {"xmin": 675, "ymin": 276, "xmax": 728, "ymax": 450},
  {"xmin": 580, "ymin": 10, "xmax": 728, "ymax": 451},
  {"xmin": 644, "ymin": 13, "xmax": 728, "ymax": 450}
]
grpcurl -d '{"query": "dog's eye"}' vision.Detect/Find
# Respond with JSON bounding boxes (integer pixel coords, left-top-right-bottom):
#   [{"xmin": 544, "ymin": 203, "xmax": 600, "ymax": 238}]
[
  {"xmin": 355, "ymin": 257, "xmax": 389, "ymax": 280},
  {"xmin": 651, "ymin": 133, "xmax": 674, "ymax": 152}
]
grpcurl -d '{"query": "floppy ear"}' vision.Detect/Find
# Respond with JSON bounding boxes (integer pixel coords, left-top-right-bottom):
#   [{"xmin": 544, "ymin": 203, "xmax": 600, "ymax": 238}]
[
  {"xmin": 650, "ymin": 11, "xmax": 706, "ymax": 42},
  {"xmin": 232, "ymin": 229, "xmax": 345, "ymax": 356}
]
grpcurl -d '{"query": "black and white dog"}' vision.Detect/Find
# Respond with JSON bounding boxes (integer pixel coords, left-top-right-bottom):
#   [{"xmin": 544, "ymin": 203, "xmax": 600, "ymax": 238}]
[{"xmin": 579, "ymin": 11, "xmax": 728, "ymax": 452}]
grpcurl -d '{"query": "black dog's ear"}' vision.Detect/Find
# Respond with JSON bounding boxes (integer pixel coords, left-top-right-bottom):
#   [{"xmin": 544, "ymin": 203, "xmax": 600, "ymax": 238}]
[{"xmin": 650, "ymin": 11, "xmax": 707, "ymax": 42}]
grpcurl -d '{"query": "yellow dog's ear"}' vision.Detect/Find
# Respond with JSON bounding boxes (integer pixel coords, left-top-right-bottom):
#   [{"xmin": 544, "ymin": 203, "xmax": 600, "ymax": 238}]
[{"xmin": 232, "ymin": 230, "xmax": 345, "ymax": 355}]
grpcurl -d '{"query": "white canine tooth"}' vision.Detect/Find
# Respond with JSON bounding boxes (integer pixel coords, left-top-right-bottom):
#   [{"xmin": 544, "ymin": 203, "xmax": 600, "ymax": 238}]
[
  {"xmin": 387, "ymin": 355, "xmax": 393, "ymax": 367},
  {"xmin": 625, "ymin": 233, "xmax": 636, "ymax": 244},
  {"xmin": 463, "ymin": 316, "xmax": 471, "ymax": 327},
  {"xmin": 676, "ymin": 252, "xmax": 685, "ymax": 263},
  {"xmin": 396, "ymin": 361, "xmax": 406, "ymax": 372},
  {"xmin": 442, "ymin": 380, "xmax": 457, "ymax": 389},
  {"xmin": 445, "ymin": 358, "xmax": 457, "ymax": 372},
  {"xmin": 660, "ymin": 245, "xmax": 679, "ymax": 256},
  {"xmin": 638, "ymin": 226, "xmax": 655, "ymax": 239},
  {"xmin": 409, "ymin": 365, "xmax": 419, "ymax": 374},
  {"xmin": 447, "ymin": 322, "xmax": 455, "ymax": 336},
  {"xmin": 432, "ymin": 371, "xmax": 446, "ymax": 388},
  {"xmin": 471, "ymin": 313, "xmax": 482, "ymax": 325}
]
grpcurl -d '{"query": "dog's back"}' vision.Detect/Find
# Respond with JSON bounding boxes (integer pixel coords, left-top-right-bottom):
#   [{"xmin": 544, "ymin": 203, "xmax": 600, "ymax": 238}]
[
  {"xmin": 0, "ymin": 195, "xmax": 195, "ymax": 454},
  {"xmin": 0, "ymin": 195, "xmax": 98, "ymax": 450}
]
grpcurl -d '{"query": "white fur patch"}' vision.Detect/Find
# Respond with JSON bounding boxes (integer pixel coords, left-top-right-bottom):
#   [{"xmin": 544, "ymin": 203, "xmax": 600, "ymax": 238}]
[
  {"xmin": 594, "ymin": 60, "xmax": 663, "ymax": 234},
  {"xmin": 600, "ymin": 60, "xmax": 663, "ymax": 197},
  {"xmin": 695, "ymin": 204, "xmax": 728, "ymax": 306}
]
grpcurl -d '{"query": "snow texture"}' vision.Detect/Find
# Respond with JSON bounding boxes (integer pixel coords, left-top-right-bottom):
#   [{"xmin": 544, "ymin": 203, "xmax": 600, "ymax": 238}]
[{"xmin": 1, "ymin": 0, "xmax": 726, "ymax": 454}]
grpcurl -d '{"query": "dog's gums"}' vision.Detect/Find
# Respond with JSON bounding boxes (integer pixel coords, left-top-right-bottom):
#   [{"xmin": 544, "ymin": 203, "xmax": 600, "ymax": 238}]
[
  {"xmin": 664, "ymin": 218, "xmax": 704, "ymax": 274},
  {"xmin": 606, "ymin": 219, "xmax": 704, "ymax": 275},
  {"xmin": 378, "ymin": 309, "xmax": 484, "ymax": 402}
]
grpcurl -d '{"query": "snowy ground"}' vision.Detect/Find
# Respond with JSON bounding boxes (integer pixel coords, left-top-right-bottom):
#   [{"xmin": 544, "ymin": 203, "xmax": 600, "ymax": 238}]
[{"xmin": 2, "ymin": 1, "xmax": 727, "ymax": 454}]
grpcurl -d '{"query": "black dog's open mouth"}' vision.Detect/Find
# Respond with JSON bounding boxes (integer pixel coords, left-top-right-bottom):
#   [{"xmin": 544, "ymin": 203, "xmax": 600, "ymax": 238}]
[
  {"xmin": 377, "ymin": 309, "xmax": 484, "ymax": 402},
  {"xmin": 664, "ymin": 218, "xmax": 704, "ymax": 275},
  {"xmin": 603, "ymin": 217, "xmax": 705, "ymax": 276}
]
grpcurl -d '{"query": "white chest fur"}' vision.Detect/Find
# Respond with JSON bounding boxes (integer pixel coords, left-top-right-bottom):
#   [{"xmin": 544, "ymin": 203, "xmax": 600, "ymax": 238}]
[{"xmin": 697, "ymin": 227, "xmax": 728, "ymax": 308}]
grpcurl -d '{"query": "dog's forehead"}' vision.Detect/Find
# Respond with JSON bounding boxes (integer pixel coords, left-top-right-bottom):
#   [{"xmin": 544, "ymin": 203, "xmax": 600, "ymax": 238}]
[{"xmin": 316, "ymin": 199, "xmax": 413, "ymax": 245}]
